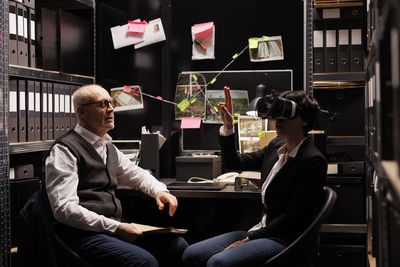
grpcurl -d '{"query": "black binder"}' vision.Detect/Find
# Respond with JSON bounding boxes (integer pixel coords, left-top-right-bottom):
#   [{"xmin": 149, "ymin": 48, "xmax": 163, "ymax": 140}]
[
  {"xmin": 324, "ymin": 23, "xmax": 337, "ymax": 73},
  {"xmin": 64, "ymin": 84, "xmax": 72, "ymax": 132},
  {"xmin": 48, "ymin": 83, "xmax": 54, "ymax": 140},
  {"xmin": 37, "ymin": 7, "xmax": 58, "ymax": 70},
  {"xmin": 9, "ymin": 1, "xmax": 18, "ymax": 65},
  {"xmin": 29, "ymin": 8, "xmax": 36, "ymax": 68},
  {"xmin": 41, "ymin": 82, "xmax": 48, "ymax": 141},
  {"xmin": 59, "ymin": 84, "xmax": 66, "ymax": 137},
  {"xmin": 17, "ymin": 3, "xmax": 28, "ymax": 66},
  {"xmin": 337, "ymin": 23, "xmax": 350, "ymax": 72},
  {"xmin": 342, "ymin": 6, "xmax": 362, "ymax": 20},
  {"xmin": 34, "ymin": 81, "xmax": 41, "ymax": 141},
  {"xmin": 350, "ymin": 27, "xmax": 363, "ymax": 72},
  {"xmin": 53, "ymin": 83, "xmax": 60, "ymax": 139},
  {"xmin": 313, "ymin": 21, "xmax": 325, "ymax": 73},
  {"xmin": 9, "ymin": 79, "xmax": 19, "ymax": 143},
  {"xmin": 70, "ymin": 85, "xmax": 78, "ymax": 128},
  {"xmin": 18, "ymin": 79, "xmax": 27, "ymax": 142},
  {"xmin": 27, "ymin": 80, "xmax": 35, "ymax": 141}
]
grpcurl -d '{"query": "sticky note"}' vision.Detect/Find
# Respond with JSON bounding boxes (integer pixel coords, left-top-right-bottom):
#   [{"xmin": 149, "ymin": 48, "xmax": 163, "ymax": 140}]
[
  {"xmin": 133, "ymin": 93, "xmax": 139, "ymax": 97},
  {"xmin": 232, "ymin": 53, "xmax": 239, "ymax": 59},
  {"xmin": 210, "ymin": 108, "xmax": 215, "ymax": 115},
  {"xmin": 233, "ymin": 113, "xmax": 240, "ymax": 117},
  {"xmin": 181, "ymin": 117, "xmax": 202, "ymax": 129},
  {"xmin": 213, "ymin": 106, "xmax": 218, "ymax": 112},
  {"xmin": 193, "ymin": 22, "xmax": 214, "ymax": 37},
  {"xmin": 258, "ymin": 132, "xmax": 266, "ymax": 138},
  {"xmin": 127, "ymin": 21, "xmax": 147, "ymax": 34},
  {"xmin": 262, "ymin": 36, "xmax": 269, "ymax": 41},
  {"xmin": 177, "ymin": 98, "xmax": 190, "ymax": 111},
  {"xmin": 192, "ymin": 74, "xmax": 198, "ymax": 81},
  {"xmin": 249, "ymin": 38, "xmax": 259, "ymax": 49},
  {"xmin": 195, "ymin": 83, "xmax": 201, "ymax": 90},
  {"xmin": 156, "ymin": 96, "xmax": 163, "ymax": 100},
  {"xmin": 210, "ymin": 78, "xmax": 217, "ymax": 84},
  {"xmin": 123, "ymin": 85, "xmax": 131, "ymax": 93},
  {"xmin": 132, "ymin": 86, "xmax": 138, "ymax": 91},
  {"xmin": 185, "ymin": 87, "xmax": 188, "ymax": 94},
  {"xmin": 187, "ymin": 87, "xmax": 191, "ymax": 95},
  {"xmin": 190, "ymin": 98, "xmax": 197, "ymax": 104}
]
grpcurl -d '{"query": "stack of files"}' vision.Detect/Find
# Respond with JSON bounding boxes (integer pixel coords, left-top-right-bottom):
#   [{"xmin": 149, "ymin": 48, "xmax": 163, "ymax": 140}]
[
  {"xmin": 8, "ymin": 0, "xmax": 36, "ymax": 67},
  {"xmin": 8, "ymin": 79, "xmax": 80, "ymax": 144},
  {"xmin": 313, "ymin": 0, "xmax": 363, "ymax": 8},
  {"xmin": 313, "ymin": 80, "xmax": 364, "ymax": 89},
  {"xmin": 313, "ymin": 6, "xmax": 364, "ymax": 73}
]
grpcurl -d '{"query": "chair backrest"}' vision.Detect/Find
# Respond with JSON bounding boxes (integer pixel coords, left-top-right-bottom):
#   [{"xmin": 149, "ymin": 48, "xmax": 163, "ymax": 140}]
[{"xmin": 263, "ymin": 186, "xmax": 337, "ymax": 266}]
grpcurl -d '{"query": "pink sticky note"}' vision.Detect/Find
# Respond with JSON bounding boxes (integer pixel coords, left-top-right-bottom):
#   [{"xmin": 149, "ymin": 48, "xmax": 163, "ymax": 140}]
[
  {"xmin": 123, "ymin": 85, "xmax": 131, "ymax": 93},
  {"xmin": 193, "ymin": 22, "xmax": 214, "ymax": 37},
  {"xmin": 195, "ymin": 83, "xmax": 201, "ymax": 90},
  {"xmin": 127, "ymin": 21, "xmax": 147, "ymax": 34},
  {"xmin": 209, "ymin": 108, "xmax": 215, "ymax": 115},
  {"xmin": 132, "ymin": 85, "xmax": 138, "ymax": 91},
  {"xmin": 156, "ymin": 96, "xmax": 163, "ymax": 100},
  {"xmin": 181, "ymin": 117, "xmax": 202, "ymax": 129},
  {"xmin": 133, "ymin": 92, "xmax": 139, "ymax": 97},
  {"xmin": 187, "ymin": 87, "xmax": 191, "ymax": 95}
]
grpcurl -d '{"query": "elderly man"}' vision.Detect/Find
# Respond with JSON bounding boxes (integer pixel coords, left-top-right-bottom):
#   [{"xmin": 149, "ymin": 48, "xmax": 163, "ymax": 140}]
[{"xmin": 45, "ymin": 84, "xmax": 187, "ymax": 267}]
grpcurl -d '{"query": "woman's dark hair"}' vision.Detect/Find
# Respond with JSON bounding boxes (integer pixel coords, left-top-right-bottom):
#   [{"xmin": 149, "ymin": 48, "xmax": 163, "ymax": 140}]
[{"xmin": 279, "ymin": 90, "xmax": 320, "ymax": 134}]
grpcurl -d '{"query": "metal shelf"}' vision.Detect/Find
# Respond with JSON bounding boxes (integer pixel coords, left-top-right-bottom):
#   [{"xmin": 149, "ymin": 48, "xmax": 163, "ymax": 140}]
[
  {"xmin": 9, "ymin": 65, "xmax": 95, "ymax": 85},
  {"xmin": 326, "ymin": 136, "xmax": 365, "ymax": 146},
  {"xmin": 313, "ymin": 72, "xmax": 365, "ymax": 82},
  {"xmin": 320, "ymin": 223, "xmax": 367, "ymax": 234},
  {"xmin": 37, "ymin": 0, "xmax": 94, "ymax": 9},
  {"xmin": 313, "ymin": 2, "xmax": 363, "ymax": 8},
  {"xmin": 9, "ymin": 141, "xmax": 54, "ymax": 154}
]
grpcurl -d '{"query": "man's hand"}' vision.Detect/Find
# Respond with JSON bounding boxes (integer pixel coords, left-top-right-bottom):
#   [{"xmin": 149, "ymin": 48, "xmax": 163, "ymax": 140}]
[
  {"xmin": 114, "ymin": 222, "xmax": 143, "ymax": 243},
  {"xmin": 224, "ymin": 237, "xmax": 249, "ymax": 251},
  {"xmin": 217, "ymin": 86, "xmax": 234, "ymax": 131},
  {"xmin": 155, "ymin": 191, "xmax": 178, "ymax": 216}
]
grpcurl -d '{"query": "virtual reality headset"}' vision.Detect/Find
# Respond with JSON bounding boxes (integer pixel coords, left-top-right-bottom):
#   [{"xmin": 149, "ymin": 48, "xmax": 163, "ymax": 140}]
[{"xmin": 255, "ymin": 95, "xmax": 302, "ymax": 119}]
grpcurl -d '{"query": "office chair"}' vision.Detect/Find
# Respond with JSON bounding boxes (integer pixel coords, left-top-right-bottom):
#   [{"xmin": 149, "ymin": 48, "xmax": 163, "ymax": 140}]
[
  {"xmin": 262, "ymin": 186, "xmax": 337, "ymax": 267},
  {"xmin": 19, "ymin": 190, "xmax": 92, "ymax": 267}
]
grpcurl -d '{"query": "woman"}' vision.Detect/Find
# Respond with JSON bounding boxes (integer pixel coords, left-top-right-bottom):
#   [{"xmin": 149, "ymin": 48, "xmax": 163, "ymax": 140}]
[{"xmin": 182, "ymin": 87, "xmax": 327, "ymax": 267}]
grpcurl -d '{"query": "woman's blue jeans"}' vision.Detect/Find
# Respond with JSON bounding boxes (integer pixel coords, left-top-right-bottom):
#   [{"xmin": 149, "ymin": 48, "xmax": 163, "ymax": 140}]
[{"xmin": 182, "ymin": 231, "xmax": 286, "ymax": 267}]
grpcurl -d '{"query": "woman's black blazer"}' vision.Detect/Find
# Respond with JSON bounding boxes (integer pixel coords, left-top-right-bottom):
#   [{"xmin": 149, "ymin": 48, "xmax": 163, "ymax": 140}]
[{"xmin": 219, "ymin": 134, "xmax": 327, "ymax": 245}]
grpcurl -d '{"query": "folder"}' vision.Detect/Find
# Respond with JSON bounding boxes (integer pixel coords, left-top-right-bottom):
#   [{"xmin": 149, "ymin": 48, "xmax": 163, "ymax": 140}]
[
  {"xmin": 37, "ymin": 7, "xmax": 58, "ymax": 70},
  {"xmin": 53, "ymin": 83, "xmax": 60, "ymax": 139},
  {"xmin": 350, "ymin": 28, "xmax": 363, "ymax": 72},
  {"xmin": 29, "ymin": 8, "xmax": 36, "ymax": 68},
  {"xmin": 27, "ymin": 80, "xmax": 35, "ymax": 141},
  {"xmin": 324, "ymin": 21, "xmax": 337, "ymax": 73},
  {"xmin": 64, "ymin": 84, "xmax": 72, "ymax": 132},
  {"xmin": 313, "ymin": 22, "xmax": 325, "ymax": 73},
  {"xmin": 70, "ymin": 85, "xmax": 78, "ymax": 128},
  {"xmin": 9, "ymin": 79, "xmax": 19, "ymax": 143},
  {"xmin": 17, "ymin": 3, "xmax": 28, "ymax": 66},
  {"xmin": 48, "ymin": 83, "xmax": 54, "ymax": 140},
  {"xmin": 34, "ymin": 81, "xmax": 41, "ymax": 141},
  {"xmin": 59, "ymin": 84, "xmax": 66, "ymax": 136},
  {"xmin": 18, "ymin": 79, "xmax": 27, "ymax": 142},
  {"xmin": 342, "ymin": 6, "xmax": 362, "ymax": 20},
  {"xmin": 24, "ymin": 0, "xmax": 35, "ymax": 9},
  {"xmin": 9, "ymin": 1, "xmax": 18, "ymax": 65},
  {"xmin": 41, "ymin": 82, "xmax": 48, "ymax": 141},
  {"xmin": 337, "ymin": 23, "xmax": 350, "ymax": 72}
]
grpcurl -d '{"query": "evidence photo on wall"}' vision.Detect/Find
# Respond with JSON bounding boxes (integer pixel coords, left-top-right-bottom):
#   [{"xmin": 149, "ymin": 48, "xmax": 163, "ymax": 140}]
[{"xmin": 110, "ymin": 85, "xmax": 144, "ymax": 112}]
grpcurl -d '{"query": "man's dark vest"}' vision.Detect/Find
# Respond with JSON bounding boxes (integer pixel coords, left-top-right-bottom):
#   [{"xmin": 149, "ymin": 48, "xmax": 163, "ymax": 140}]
[{"xmin": 50, "ymin": 130, "xmax": 122, "ymax": 218}]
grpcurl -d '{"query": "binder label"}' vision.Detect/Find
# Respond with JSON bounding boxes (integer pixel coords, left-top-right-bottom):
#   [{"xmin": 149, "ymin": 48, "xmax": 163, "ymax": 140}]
[
  {"xmin": 339, "ymin": 30, "xmax": 349, "ymax": 45},
  {"xmin": 43, "ymin": 93, "xmax": 47, "ymax": 113},
  {"xmin": 9, "ymin": 13, "xmax": 17, "ymax": 34},
  {"xmin": 49, "ymin": 94, "xmax": 53, "ymax": 112},
  {"xmin": 326, "ymin": 30, "xmax": 336, "ymax": 47},
  {"xmin": 322, "ymin": 8, "xmax": 340, "ymax": 19},
  {"xmin": 29, "ymin": 92, "xmax": 34, "ymax": 111},
  {"xmin": 17, "ymin": 14, "xmax": 23, "ymax": 37},
  {"xmin": 31, "ymin": 20, "xmax": 35, "ymax": 40},
  {"xmin": 24, "ymin": 17, "xmax": 28, "ymax": 38},
  {"xmin": 313, "ymin": 30, "xmax": 323, "ymax": 48},
  {"xmin": 36, "ymin": 93, "xmax": 40, "ymax": 112},
  {"xmin": 60, "ymin": 94, "xmax": 65, "ymax": 112},
  {"xmin": 55, "ymin": 94, "xmax": 59, "ymax": 113},
  {"xmin": 65, "ymin": 95, "xmax": 71, "ymax": 113},
  {"xmin": 10, "ymin": 91, "xmax": 17, "ymax": 112},
  {"xmin": 351, "ymin": 29, "xmax": 362, "ymax": 45},
  {"xmin": 19, "ymin": 92, "xmax": 25, "ymax": 110}
]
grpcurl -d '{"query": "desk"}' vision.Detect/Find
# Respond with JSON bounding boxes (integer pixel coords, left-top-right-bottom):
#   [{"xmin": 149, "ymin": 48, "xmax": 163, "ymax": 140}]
[{"xmin": 116, "ymin": 179, "xmax": 262, "ymax": 244}]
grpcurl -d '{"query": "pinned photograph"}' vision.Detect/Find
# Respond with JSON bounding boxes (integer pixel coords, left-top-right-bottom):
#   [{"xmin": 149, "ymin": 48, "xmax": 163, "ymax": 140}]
[{"xmin": 110, "ymin": 85, "xmax": 144, "ymax": 112}]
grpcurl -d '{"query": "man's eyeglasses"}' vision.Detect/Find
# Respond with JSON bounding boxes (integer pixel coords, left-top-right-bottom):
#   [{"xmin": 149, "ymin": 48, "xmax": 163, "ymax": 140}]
[{"xmin": 81, "ymin": 99, "xmax": 116, "ymax": 109}]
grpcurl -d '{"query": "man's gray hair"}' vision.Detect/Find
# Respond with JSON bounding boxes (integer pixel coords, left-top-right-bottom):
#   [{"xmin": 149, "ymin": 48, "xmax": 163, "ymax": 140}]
[{"xmin": 72, "ymin": 84, "xmax": 101, "ymax": 112}]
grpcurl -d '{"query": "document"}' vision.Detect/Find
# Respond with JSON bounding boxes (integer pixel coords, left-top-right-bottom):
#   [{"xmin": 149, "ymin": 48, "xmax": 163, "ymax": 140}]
[
  {"xmin": 134, "ymin": 18, "xmax": 166, "ymax": 49},
  {"xmin": 131, "ymin": 223, "xmax": 188, "ymax": 235},
  {"xmin": 110, "ymin": 19, "xmax": 143, "ymax": 49}
]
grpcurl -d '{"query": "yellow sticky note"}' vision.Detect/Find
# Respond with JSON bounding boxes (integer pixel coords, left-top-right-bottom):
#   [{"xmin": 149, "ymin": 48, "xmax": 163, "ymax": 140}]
[
  {"xmin": 233, "ymin": 113, "xmax": 240, "ymax": 117},
  {"xmin": 177, "ymin": 98, "xmax": 190, "ymax": 111},
  {"xmin": 234, "ymin": 119, "xmax": 238, "ymax": 123},
  {"xmin": 190, "ymin": 98, "xmax": 197, "ymax": 104},
  {"xmin": 210, "ymin": 78, "xmax": 217, "ymax": 84},
  {"xmin": 249, "ymin": 38, "xmax": 259, "ymax": 49},
  {"xmin": 192, "ymin": 74, "xmax": 198, "ymax": 81},
  {"xmin": 258, "ymin": 132, "xmax": 266, "ymax": 138},
  {"xmin": 262, "ymin": 36, "xmax": 269, "ymax": 41},
  {"xmin": 213, "ymin": 106, "xmax": 218, "ymax": 112},
  {"xmin": 232, "ymin": 53, "xmax": 239, "ymax": 59},
  {"xmin": 185, "ymin": 87, "xmax": 187, "ymax": 94}
]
